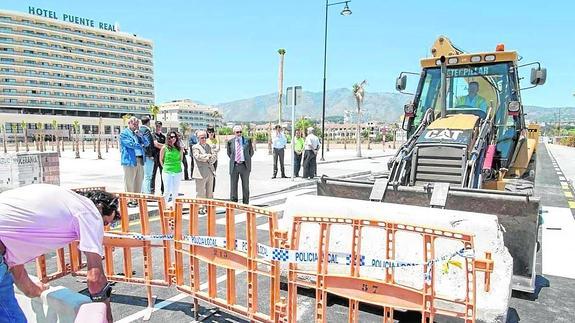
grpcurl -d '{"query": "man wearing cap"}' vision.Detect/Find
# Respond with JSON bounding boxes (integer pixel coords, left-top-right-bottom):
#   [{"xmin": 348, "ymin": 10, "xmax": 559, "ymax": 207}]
[
  {"xmin": 303, "ymin": 127, "xmax": 320, "ymax": 179},
  {"xmin": 227, "ymin": 125, "xmax": 254, "ymax": 204},
  {"xmin": 271, "ymin": 125, "xmax": 288, "ymax": 179},
  {"xmin": 0, "ymin": 185, "xmax": 120, "ymax": 322}
]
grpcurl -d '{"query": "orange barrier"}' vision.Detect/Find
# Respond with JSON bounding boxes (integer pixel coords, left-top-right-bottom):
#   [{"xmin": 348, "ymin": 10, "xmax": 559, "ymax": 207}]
[
  {"xmin": 33, "ymin": 188, "xmax": 495, "ymax": 323},
  {"xmin": 173, "ymin": 198, "xmax": 282, "ymax": 322},
  {"xmin": 285, "ymin": 215, "xmax": 493, "ymax": 323},
  {"xmin": 35, "ymin": 190, "xmax": 174, "ymax": 321}
]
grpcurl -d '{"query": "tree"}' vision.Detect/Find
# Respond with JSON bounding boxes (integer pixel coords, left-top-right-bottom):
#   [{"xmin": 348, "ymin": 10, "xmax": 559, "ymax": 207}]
[
  {"xmin": 277, "ymin": 48, "xmax": 286, "ymax": 125},
  {"xmin": 122, "ymin": 114, "xmax": 132, "ymax": 126},
  {"xmin": 21, "ymin": 120, "xmax": 29, "ymax": 152},
  {"xmin": 73, "ymin": 120, "xmax": 80, "ymax": 159},
  {"xmin": 12, "ymin": 124, "xmax": 18, "ymax": 152},
  {"xmin": 352, "ymin": 80, "xmax": 367, "ymax": 157},
  {"xmin": 149, "ymin": 105, "xmax": 160, "ymax": 121},
  {"xmin": 36, "ymin": 122, "xmax": 44, "ymax": 152},
  {"xmin": 218, "ymin": 127, "xmax": 232, "ymax": 135},
  {"xmin": 179, "ymin": 122, "xmax": 190, "ymax": 141},
  {"xmin": 1, "ymin": 124, "xmax": 6, "ymax": 154},
  {"xmin": 97, "ymin": 117, "xmax": 103, "ymax": 159},
  {"xmin": 295, "ymin": 118, "xmax": 315, "ymax": 134},
  {"xmin": 52, "ymin": 119, "xmax": 60, "ymax": 157}
]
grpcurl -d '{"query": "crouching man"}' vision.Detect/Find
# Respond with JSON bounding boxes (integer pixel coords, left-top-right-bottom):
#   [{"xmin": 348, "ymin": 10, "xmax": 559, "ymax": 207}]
[{"xmin": 0, "ymin": 184, "xmax": 119, "ymax": 322}]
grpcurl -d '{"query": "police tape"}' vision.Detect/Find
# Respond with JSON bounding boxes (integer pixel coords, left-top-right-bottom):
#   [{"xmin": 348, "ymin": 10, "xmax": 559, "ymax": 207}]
[{"xmin": 104, "ymin": 231, "xmax": 474, "ymax": 281}]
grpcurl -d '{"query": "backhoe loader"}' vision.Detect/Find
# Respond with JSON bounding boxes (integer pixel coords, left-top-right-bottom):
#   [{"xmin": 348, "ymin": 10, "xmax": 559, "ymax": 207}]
[{"xmin": 318, "ymin": 36, "xmax": 547, "ymax": 292}]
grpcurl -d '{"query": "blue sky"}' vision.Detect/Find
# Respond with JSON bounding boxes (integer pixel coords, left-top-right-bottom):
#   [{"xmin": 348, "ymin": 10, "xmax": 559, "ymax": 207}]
[{"xmin": 3, "ymin": 1, "xmax": 574, "ymax": 107}]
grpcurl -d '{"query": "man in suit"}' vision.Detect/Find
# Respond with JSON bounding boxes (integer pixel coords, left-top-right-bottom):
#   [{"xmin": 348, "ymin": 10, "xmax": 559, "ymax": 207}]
[
  {"xmin": 192, "ymin": 130, "xmax": 217, "ymax": 199},
  {"xmin": 227, "ymin": 125, "xmax": 254, "ymax": 204}
]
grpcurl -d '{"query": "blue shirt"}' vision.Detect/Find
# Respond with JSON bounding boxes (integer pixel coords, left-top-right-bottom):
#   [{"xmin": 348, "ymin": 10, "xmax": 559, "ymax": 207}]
[
  {"xmin": 272, "ymin": 131, "xmax": 287, "ymax": 149},
  {"xmin": 119, "ymin": 127, "xmax": 147, "ymax": 166}
]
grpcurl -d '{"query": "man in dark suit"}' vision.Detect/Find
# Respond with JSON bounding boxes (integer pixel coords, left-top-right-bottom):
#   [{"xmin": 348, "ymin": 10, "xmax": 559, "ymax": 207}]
[{"xmin": 227, "ymin": 125, "xmax": 254, "ymax": 204}]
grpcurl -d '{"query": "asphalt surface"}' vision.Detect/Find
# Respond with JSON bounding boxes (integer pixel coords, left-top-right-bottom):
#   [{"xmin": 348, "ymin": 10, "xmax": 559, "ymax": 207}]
[{"xmin": 28, "ymin": 144, "xmax": 575, "ymax": 322}]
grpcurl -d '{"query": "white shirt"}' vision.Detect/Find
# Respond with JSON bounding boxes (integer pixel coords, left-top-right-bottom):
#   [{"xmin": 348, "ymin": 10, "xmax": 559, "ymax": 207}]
[
  {"xmin": 304, "ymin": 133, "xmax": 320, "ymax": 151},
  {"xmin": 272, "ymin": 131, "xmax": 287, "ymax": 149},
  {"xmin": 0, "ymin": 184, "xmax": 104, "ymax": 267}
]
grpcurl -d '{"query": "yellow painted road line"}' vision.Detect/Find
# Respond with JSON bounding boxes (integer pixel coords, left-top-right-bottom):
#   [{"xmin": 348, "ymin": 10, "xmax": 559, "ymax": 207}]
[
  {"xmin": 565, "ymin": 191, "xmax": 574, "ymax": 198},
  {"xmin": 568, "ymin": 201, "xmax": 575, "ymax": 209}
]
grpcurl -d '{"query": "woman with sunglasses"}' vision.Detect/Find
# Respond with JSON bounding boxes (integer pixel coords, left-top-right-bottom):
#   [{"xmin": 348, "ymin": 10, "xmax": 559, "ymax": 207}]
[{"xmin": 159, "ymin": 131, "xmax": 183, "ymax": 206}]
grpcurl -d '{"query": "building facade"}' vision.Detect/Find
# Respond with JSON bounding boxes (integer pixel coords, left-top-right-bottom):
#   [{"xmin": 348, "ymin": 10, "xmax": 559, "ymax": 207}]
[
  {"xmin": 159, "ymin": 99, "xmax": 223, "ymax": 131},
  {"xmin": 0, "ymin": 8, "xmax": 154, "ymax": 119}
]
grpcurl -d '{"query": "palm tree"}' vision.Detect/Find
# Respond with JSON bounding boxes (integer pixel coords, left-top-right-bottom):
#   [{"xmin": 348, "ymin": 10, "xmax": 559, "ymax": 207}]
[
  {"xmin": 73, "ymin": 120, "xmax": 80, "ymax": 159},
  {"xmin": 179, "ymin": 122, "xmax": 190, "ymax": 141},
  {"xmin": 1, "ymin": 124, "xmax": 7, "ymax": 154},
  {"xmin": 352, "ymin": 80, "xmax": 367, "ymax": 157},
  {"xmin": 149, "ymin": 105, "xmax": 160, "ymax": 121},
  {"xmin": 97, "ymin": 117, "xmax": 103, "ymax": 159},
  {"xmin": 122, "ymin": 114, "xmax": 132, "ymax": 127},
  {"xmin": 12, "ymin": 124, "xmax": 19, "ymax": 152},
  {"xmin": 21, "ymin": 121, "xmax": 29, "ymax": 152},
  {"xmin": 277, "ymin": 48, "xmax": 286, "ymax": 125},
  {"xmin": 36, "ymin": 122, "xmax": 44, "ymax": 152},
  {"xmin": 52, "ymin": 120, "xmax": 60, "ymax": 157}
]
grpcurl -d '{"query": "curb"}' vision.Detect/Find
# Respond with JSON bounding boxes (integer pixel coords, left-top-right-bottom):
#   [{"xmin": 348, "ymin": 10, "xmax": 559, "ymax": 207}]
[{"xmin": 317, "ymin": 153, "xmax": 395, "ymax": 165}]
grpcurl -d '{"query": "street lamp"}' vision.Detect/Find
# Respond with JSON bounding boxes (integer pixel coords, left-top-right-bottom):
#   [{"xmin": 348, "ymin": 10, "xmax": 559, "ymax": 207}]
[{"xmin": 321, "ymin": 0, "xmax": 352, "ymax": 161}]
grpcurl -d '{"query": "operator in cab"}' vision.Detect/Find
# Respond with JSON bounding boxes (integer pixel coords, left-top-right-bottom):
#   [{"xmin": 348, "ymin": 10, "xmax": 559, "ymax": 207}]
[{"xmin": 456, "ymin": 81, "xmax": 488, "ymax": 111}]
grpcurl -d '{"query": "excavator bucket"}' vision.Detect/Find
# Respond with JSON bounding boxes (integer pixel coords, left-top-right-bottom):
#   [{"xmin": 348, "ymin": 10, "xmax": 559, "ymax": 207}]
[{"xmin": 317, "ymin": 176, "xmax": 540, "ymax": 293}]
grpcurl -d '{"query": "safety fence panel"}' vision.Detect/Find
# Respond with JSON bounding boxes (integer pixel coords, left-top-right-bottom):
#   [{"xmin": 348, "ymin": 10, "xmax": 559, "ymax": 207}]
[
  {"xmin": 285, "ymin": 216, "xmax": 494, "ymax": 323},
  {"xmin": 173, "ymin": 198, "xmax": 282, "ymax": 322}
]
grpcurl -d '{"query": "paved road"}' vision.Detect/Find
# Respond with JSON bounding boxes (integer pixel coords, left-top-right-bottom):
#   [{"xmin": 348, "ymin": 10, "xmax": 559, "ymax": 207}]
[{"xmin": 30, "ymin": 144, "xmax": 575, "ymax": 322}]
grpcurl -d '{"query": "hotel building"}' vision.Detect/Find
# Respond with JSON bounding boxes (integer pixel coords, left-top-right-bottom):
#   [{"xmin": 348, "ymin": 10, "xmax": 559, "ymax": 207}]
[
  {"xmin": 159, "ymin": 99, "xmax": 223, "ymax": 131},
  {"xmin": 0, "ymin": 8, "xmax": 154, "ymax": 121}
]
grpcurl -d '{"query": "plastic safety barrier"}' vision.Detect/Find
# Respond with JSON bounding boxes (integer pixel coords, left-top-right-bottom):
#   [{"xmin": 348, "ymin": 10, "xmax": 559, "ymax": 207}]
[
  {"xmin": 173, "ymin": 198, "xmax": 282, "ymax": 322},
  {"xmin": 283, "ymin": 215, "xmax": 494, "ymax": 323},
  {"xmin": 32, "ymin": 188, "xmax": 495, "ymax": 323}
]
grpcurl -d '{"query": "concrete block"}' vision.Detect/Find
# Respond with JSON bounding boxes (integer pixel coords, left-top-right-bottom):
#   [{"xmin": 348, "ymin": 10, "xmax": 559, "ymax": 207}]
[
  {"xmin": 0, "ymin": 152, "xmax": 60, "ymax": 192},
  {"xmin": 14, "ymin": 276, "xmax": 91, "ymax": 323},
  {"xmin": 279, "ymin": 195, "xmax": 512, "ymax": 323},
  {"xmin": 74, "ymin": 303, "xmax": 108, "ymax": 323}
]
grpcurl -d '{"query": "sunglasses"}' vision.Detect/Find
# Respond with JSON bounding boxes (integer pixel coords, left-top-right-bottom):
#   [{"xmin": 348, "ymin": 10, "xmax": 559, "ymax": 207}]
[
  {"xmin": 169, "ymin": 135, "xmax": 177, "ymax": 139},
  {"xmin": 235, "ymin": 131, "xmax": 242, "ymax": 134}
]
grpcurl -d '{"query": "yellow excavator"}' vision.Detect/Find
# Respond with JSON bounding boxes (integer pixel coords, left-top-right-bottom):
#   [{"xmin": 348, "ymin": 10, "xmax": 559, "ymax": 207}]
[{"xmin": 318, "ymin": 36, "xmax": 546, "ymax": 292}]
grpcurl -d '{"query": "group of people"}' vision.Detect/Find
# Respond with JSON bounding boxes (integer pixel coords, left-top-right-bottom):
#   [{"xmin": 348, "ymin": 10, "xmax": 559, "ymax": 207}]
[
  {"xmin": 119, "ymin": 118, "xmax": 254, "ymax": 207},
  {"xmin": 271, "ymin": 125, "xmax": 321, "ymax": 179}
]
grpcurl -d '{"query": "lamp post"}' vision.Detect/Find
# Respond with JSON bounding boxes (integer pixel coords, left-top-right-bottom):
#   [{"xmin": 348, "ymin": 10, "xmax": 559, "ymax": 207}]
[{"xmin": 321, "ymin": 0, "xmax": 351, "ymax": 161}]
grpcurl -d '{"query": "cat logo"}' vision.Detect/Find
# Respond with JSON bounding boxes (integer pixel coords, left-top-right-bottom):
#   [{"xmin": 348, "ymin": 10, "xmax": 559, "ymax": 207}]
[{"xmin": 424, "ymin": 129, "xmax": 463, "ymax": 141}]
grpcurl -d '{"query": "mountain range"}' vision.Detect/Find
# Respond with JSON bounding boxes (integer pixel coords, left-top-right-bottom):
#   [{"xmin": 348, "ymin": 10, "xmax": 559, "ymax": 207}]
[{"xmin": 215, "ymin": 89, "xmax": 574, "ymax": 124}]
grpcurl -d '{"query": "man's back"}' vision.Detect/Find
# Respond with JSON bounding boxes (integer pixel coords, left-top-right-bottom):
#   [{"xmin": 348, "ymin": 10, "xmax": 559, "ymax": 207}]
[{"xmin": 0, "ymin": 184, "xmax": 104, "ymax": 266}]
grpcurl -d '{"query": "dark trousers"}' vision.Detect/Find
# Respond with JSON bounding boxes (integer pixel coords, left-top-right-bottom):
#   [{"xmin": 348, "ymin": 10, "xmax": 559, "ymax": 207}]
[
  {"xmin": 303, "ymin": 150, "xmax": 317, "ymax": 179},
  {"xmin": 182, "ymin": 152, "xmax": 190, "ymax": 180},
  {"xmin": 151, "ymin": 156, "xmax": 164, "ymax": 194},
  {"xmin": 230, "ymin": 163, "xmax": 250, "ymax": 204},
  {"xmin": 273, "ymin": 147, "xmax": 285, "ymax": 176},
  {"xmin": 213, "ymin": 160, "xmax": 218, "ymax": 191},
  {"xmin": 294, "ymin": 152, "xmax": 303, "ymax": 176}
]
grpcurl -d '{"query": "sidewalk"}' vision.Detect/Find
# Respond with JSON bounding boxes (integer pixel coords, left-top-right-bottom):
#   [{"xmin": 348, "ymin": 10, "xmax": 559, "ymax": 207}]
[{"xmin": 59, "ymin": 144, "xmax": 395, "ymax": 200}]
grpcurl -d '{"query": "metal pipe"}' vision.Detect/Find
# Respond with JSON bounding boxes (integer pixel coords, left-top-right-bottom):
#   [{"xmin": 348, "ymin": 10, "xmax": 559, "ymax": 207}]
[
  {"xmin": 440, "ymin": 56, "xmax": 447, "ymax": 118},
  {"xmin": 320, "ymin": 0, "xmax": 329, "ymax": 161}
]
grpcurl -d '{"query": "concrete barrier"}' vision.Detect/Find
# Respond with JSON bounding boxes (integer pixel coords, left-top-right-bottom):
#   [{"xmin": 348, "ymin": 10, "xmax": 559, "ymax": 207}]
[
  {"xmin": 14, "ymin": 276, "xmax": 91, "ymax": 323},
  {"xmin": 280, "ymin": 195, "xmax": 512, "ymax": 323},
  {"xmin": 0, "ymin": 152, "xmax": 60, "ymax": 193},
  {"xmin": 74, "ymin": 303, "xmax": 108, "ymax": 323}
]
